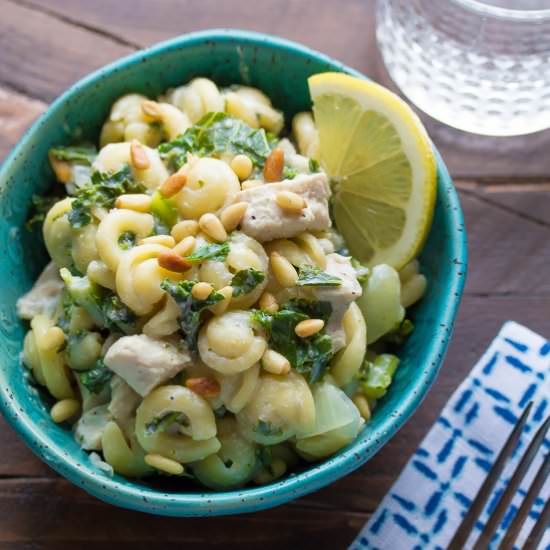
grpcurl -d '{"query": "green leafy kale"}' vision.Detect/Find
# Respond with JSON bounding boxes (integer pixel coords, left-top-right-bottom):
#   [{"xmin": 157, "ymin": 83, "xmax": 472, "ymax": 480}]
[
  {"xmin": 383, "ymin": 318, "xmax": 415, "ymax": 347},
  {"xmin": 351, "ymin": 258, "xmax": 370, "ymax": 285},
  {"xmin": 359, "ymin": 354, "xmax": 400, "ymax": 399},
  {"xmin": 158, "ymin": 112, "xmax": 277, "ymax": 170},
  {"xmin": 68, "ymin": 165, "xmax": 146, "ymax": 228},
  {"xmin": 282, "ymin": 165, "xmax": 298, "ymax": 179},
  {"xmin": 49, "ymin": 144, "xmax": 97, "ymax": 166},
  {"xmin": 231, "ymin": 268, "xmax": 265, "ymax": 297},
  {"xmin": 25, "ymin": 194, "xmax": 60, "ymax": 230},
  {"xmin": 251, "ymin": 299, "xmax": 333, "ymax": 383},
  {"xmin": 185, "ymin": 242, "xmax": 230, "ymax": 263},
  {"xmin": 161, "ymin": 279, "xmax": 224, "ymax": 351},
  {"xmin": 118, "ymin": 231, "xmax": 136, "ymax": 250},
  {"xmin": 297, "ymin": 265, "xmax": 342, "ymax": 287},
  {"xmin": 254, "ymin": 420, "xmax": 283, "ymax": 437},
  {"xmin": 78, "ymin": 359, "xmax": 113, "ymax": 394},
  {"xmin": 145, "ymin": 411, "xmax": 189, "ymax": 435},
  {"xmin": 60, "ymin": 268, "xmax": 137, "ymax": 334},
  {"xmin": 309, "ymin": 158, "xmax": 320, "ymax": 172},
  {"xmin": 150, "ymin": 190, "xmax": 178, "ymax": 235}
]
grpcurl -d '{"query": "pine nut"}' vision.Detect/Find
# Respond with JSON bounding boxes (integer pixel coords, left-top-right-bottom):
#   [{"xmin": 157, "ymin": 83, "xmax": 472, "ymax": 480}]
[
  {"xmin": 51, "ymin": 399, "xmax": 80, "ymax": 423},
  {"xmin": 270, "ymin": 252, "xmax": 298, "ymax": 287},
  {"xmin": 262, "ymin": 349, "xmax": 291, "ymax": 375},
  {"xmin": 173, "ymin": 235, "xmax": 196, "ymax": 256},
  {"xmin": 259, "ymin": 292, "xmax": 279, "ymax": 313},
  {"xmin": 115, "ymin": 193, "xmax": 152, "ymax": 212},
  {"xmin": 241, "ymin": 179, "xmax": 262, "ymax": 190},
  {"xmin": 159, "ymin": 173, "xmax": 187, "ymax": 198},
  {"xmin": 295, "ymin": 318, "xmax": 324, "ymax": 338},
  {"xmin": 220, "ymin": 202, "xmax": 248, "ymax": 232},
  {"xmin": 231, "ymin": 154, "xmax": 253, "ymax": 180},
  {"xmin": 192, "ymin": 281, "xmax": 214, "ymax": 300},
  {"xmin": 263, "ymin": 148, "xmax": 284, "ymax": 182},
  {"xmin": 139, "ymin": 235, "xmax": 175, "ymax": 247},
  {"xmin": 210, "ymin": 285, "xmax": 233, "ymax": 316},
  {"xmin": 144, "ymin": 453, "xmax": 184, "ymax": 476},
  {"xmin": 276, "ymin": 190, "xmax": 306, "ymax": 213},
  {"xmin": 141, "ymin": 100, "xmax": 163, "ymax": 120},
  {"xmin": 157, "ymin": 251, "xmax": 192, "ymax": 273},
  {"xmin": 130, "ymin": 140, "xmax": 150, "ymax": 170},
  {"xmin": 171, "ymin": 219, "xmax": 199, "ymax": 241},
  {"xmin": 185, "ymin": 376, "xmax": 221, "ymax": 398},
  {"xmin": 48, "ymin": 154, "xmax": 72, "ymax": 183},
  {"xmin": 199, "ymin": 213, "xmax": 227, "ymax": 242},
  {"xmin": 43, "ymin": 326, "xmax": 65, "ymax": 350},
  {"xmin": 352, "ymin": 394, "xmax": 371, "ymax": 421}
]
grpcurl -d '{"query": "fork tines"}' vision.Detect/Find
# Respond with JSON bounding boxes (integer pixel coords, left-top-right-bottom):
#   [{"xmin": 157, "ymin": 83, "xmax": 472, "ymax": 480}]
[{"xmin": 448, "ymin": 403, "xmax": 550, "ymax": 550}]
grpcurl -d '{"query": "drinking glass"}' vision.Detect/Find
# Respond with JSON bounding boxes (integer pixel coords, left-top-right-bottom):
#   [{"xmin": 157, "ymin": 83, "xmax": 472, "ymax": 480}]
[{"xmin": 376, "ymin": 0, "xmax": 550, "ymax": 136}]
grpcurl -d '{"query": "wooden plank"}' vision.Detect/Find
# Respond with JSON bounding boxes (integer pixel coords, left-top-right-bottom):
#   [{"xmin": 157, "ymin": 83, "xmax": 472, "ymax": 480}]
[{"xmin": 0, "ymin": 1, "xmax": 133, "ymax": 102}]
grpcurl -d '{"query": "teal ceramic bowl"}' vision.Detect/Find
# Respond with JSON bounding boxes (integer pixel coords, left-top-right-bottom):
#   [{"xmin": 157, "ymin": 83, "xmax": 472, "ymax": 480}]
[{"xmin": 0, "ymin": 30, "xmax": 467, "ymax": 516}]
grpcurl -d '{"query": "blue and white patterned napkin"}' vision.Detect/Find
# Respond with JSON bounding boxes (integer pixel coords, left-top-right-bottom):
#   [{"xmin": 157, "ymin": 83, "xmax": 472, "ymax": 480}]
[{"xmin": 350, "ymin": 321, "xmax": 550, "ymax": 550}]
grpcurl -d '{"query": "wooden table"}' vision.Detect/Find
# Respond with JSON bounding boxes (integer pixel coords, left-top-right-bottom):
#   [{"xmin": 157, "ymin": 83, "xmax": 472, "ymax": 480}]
[{"xmin": 1, "ymin": 1, "xmax": 549, "ymax": 547}]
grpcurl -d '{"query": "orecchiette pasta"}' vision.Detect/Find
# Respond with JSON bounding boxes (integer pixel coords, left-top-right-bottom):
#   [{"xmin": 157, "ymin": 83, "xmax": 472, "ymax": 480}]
[
  {"xmin": 43, "ymin": 198, "xmax": 74, "ymax": 268},
  {"xmin": 165, "ymin": 77, "xmax": 224, "ymax": 123},
  {"xmin": 142, "ymin": 295, "xmax": 180, "ymax": 338},
  {"xmin": 214, "ymin": 364, "xmax": 260, "ymax": 414},
  {"xmin": 292, "ymin": 111, "xmax": 320, "ymax": 158}
]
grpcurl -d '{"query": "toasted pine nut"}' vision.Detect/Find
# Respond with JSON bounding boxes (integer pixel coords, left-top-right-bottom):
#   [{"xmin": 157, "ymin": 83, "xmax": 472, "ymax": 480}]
[
  {"xmin": 241, "ymin": 179, "xmax": 262, "ymax": 190},
  {"xmin": 263, "ymin": 148, "xmax": 284, "ymax": 182},
  {"xmin": 157, "ymin": 251, "xmax": 192, "ymax": 273},
  {"xmin": 259, "ymin": 292, "xmax": 279, "ymax": 313},
  {"xmin": 141, "ymin": 100, "xmax": 163, "ymax": 119},
  {"xmin": 173, "ymin": 235, "xmax": 196, "ymax": 256},
  {"xmin": 199, "ymin": 213, "xmax": 227, "ymax": 243},
  {"xmin": 352, "ymin": 394, "xmax": 372, "ymax": 421},
  {"xmin": 185, "ymin": 376, "xmax": 221, "ymax": 398},
  {"xmin": 276, "ymin": 190, "xmax": 306, "ymax": 212},
  {"xmin": 144, "ymin": 453, "xmax": 184, "ymax": 476},
  {"xmin": 231, "ymin": 154, "xmax": 253, "ymax": 180},
  {"xmin": 139, "ymin": 235, "xmax": 175, "ymax": 247},
  {"xmin": 401, "ymin": 273, "xmax": 427, "ymax": 308},
  {"xmin": 270, "ymin": 252, "xmax": 298, "ymax": 287},
  {"xmin": 209, "ymin": 285, "xmax": 233, "ymax": 316},
  {"xmin": 171, "ymin": 219, "xmax": 199, "ymax": 241},
  {"xmin": 192, "ymin": 281, "xmax": 214, "ymax": 300},
  {"xmin": 115, "ymin": 193, "xmax": 152, "ymax": 212},
  {"xmin": 48, "ymin": 154, "xmax": 72, "ymax": 183},
  {"xmin": 159, "ymin": 173, "xmax": 187, "ymax": 198},
  {"xmin": 254, "ymin": 458, "xmax": 287, "ymax": 484},
  {"xmin": 51, "ymin": 399, "xmax": 80, "ymax": 424},
  {"xmin": 295, "ymin": 318, "xmax": 324, "ymax": 338},
  {"xmin": 42, "ymin": 326, "xmax": 65, "ymax": 350},
  {"xmin": 220, "ymin": 202, "xmax": 248, "ymax": 232},
  {"xmin": 262, "ymin": 349, "xmax": 291, "ymax": 375},
  {"xmin": 130, "ymin": 140, "xmax": 150, "ymax": 170}
]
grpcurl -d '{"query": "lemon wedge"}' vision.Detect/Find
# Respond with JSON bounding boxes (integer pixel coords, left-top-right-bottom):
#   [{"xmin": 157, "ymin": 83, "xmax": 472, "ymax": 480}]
[{"xmin": 309, "ymin": 73, "xmax": 437, "ymax": 269}]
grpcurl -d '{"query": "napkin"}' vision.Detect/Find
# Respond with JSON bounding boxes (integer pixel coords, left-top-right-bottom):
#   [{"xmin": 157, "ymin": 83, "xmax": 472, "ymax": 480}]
[{"xmin": 350, "ymin": 321, "xmax": 550, "ymax": 550}]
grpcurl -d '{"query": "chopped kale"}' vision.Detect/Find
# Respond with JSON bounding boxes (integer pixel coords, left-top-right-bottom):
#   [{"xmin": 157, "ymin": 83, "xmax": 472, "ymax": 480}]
[
  {"xmin": 150, "ymin": 190, "xmax": 178, "ymax": 235},
  {"xmin": 282, "ymin": 165, "xmax": 298, "ymax": 179},
  {"xmin": 77, "ymin": 359, "xmax": 112, "ymax": 394},
  {"xmin": 309, "ymin": 158, "xmax": 320, "ymax": 172},
  {"xmin": 158, "ymin": 112, "xmax": 277, "ymax": 170},
  {"xmin": 161, "ymin": 279, "xmax": 224, "ymax": 351},
  {"xmin": 231, "ymin": 268, "xmax": 265, "ymax": 297},
  {"xmin": 297, "ymin": 265, "xmax": 342, "ymax": 287},
  {"xmin": 118, "ymin": 231, "xmax": 136, "ymax": 250},
  {"xmin": 145, "ymin": 411, "xmax": 189, "ymax": 435},
  {"xmin": 25, "ymin": 194, "xmax": 60, "ymax": 230},
  {"xmin": 49, "ymin": 144, "xmax": 97, "ymax": 166},
  {"xmin": 383, "ymin": 318, "xmax": 415, "ymax": 347},
  {"xmin": 358, "ymin": 354, "xmax": 400, "ymax": 400},
  {"xmin": 185, "ymin": 241, "xmax": 230, "ymax": 263}
]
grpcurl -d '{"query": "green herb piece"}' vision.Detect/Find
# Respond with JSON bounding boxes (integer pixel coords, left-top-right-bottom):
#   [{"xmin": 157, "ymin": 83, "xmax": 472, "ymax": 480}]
[
  {"xmin": 25, "ymin": 194, "xmax": 60, "ymax": 230},
  {"xmin": 150, "ymin": 190, "xmax": 178, "ymax": 234},
  {"xmin": 359, "ymin": 354, "xmax": 400, "ymax": 399},
  {"xmin": 77, "ymin": 359, "xmax": 112, "ymax": 394},
  {"xmin": 351, "ymin": 258, "xmax": 370, "ymax": 285},
  {"xmin": 383, "ymin": 318, "xmax": 415, "ymax": 347},
  {"xmin": 145, "ymin": 411, "xmax": 189, "ymax": 435},
  {"xmin": 68, "ymin": 165, "xmax": 146, "ymax": 228},
  {"xmin": 161, "ymin": 279, "xmax": 224, "ymax": 351},
  {"xmin": 185, "ymin": 241, "xmax": 230, "ymax": 263},
  {"xmin": 49, "ymin": 144, "xmax": 97, "ymax": 166},
  {"xmin": 158, "ymin": 112, "xmax": 277, "ymax": 170},
  {"xmin": 297, "ymin": 265, "xmax": 342, "ymax": 287},
  {"xmin": 254, "ymin": 420, "xmax": 283, "ymax": 437},
  {"xmin": 282, "ymin": 165, "xmax": 298, "ymax": 179},
  {"xmin": 60, "ymin": 268, "xmax": 137, "ymax": 334},
  {"xmin": 118, "ymin": 231, "xmax": 136, "ymax": 250},
  {"xmin": 309, "ymin": 158, "xmax": 320, "ymax": 172},
  {"xmin": 251, "ymin": 299, "xmax": 334, "ymax": 383},
  {"xmin": 231, "ymin": 268, "xmax": 265, "ymax": 297}
]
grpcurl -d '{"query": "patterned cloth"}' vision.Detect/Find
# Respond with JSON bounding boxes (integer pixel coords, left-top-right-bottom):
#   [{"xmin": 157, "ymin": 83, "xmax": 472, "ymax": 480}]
[{"xmin": 350, "ymin": 322, "xmax": 550, "ymax": 550}]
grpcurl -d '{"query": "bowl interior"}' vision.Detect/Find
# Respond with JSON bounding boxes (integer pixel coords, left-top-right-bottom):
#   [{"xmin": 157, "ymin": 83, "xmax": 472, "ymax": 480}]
[{"xmin": 0, "ymin": 30, "xmax": 467, "ymax": 516}]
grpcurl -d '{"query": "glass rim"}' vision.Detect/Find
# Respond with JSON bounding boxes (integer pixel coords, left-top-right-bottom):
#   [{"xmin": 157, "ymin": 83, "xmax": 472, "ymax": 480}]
[{"xmin": 453, "ymin": 0, "xmax": 550, "ymax": 20}]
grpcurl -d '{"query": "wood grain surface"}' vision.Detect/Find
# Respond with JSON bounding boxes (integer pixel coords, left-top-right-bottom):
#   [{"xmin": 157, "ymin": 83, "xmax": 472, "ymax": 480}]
[{"xmin": 1, "ymin": 1, "xmax": 549, "ymax": 548}]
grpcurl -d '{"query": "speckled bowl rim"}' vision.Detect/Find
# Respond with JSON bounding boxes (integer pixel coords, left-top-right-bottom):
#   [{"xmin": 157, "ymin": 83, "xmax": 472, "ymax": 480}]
[{"xmin": 0, "ymin": 29, "xmax": 467, "ymax": 516}]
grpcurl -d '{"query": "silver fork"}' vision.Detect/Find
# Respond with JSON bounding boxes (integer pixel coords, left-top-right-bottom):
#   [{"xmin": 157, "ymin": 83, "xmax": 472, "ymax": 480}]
[{"xmin": 449, "ymin": 403, "xmax": 550, "ymax": 550}]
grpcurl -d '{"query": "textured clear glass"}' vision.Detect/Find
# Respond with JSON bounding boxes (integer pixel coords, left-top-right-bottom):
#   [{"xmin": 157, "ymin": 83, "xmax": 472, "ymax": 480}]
[{"xmin": 376, "ymin": 0, "xmax": 550, "ymax": 136}]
